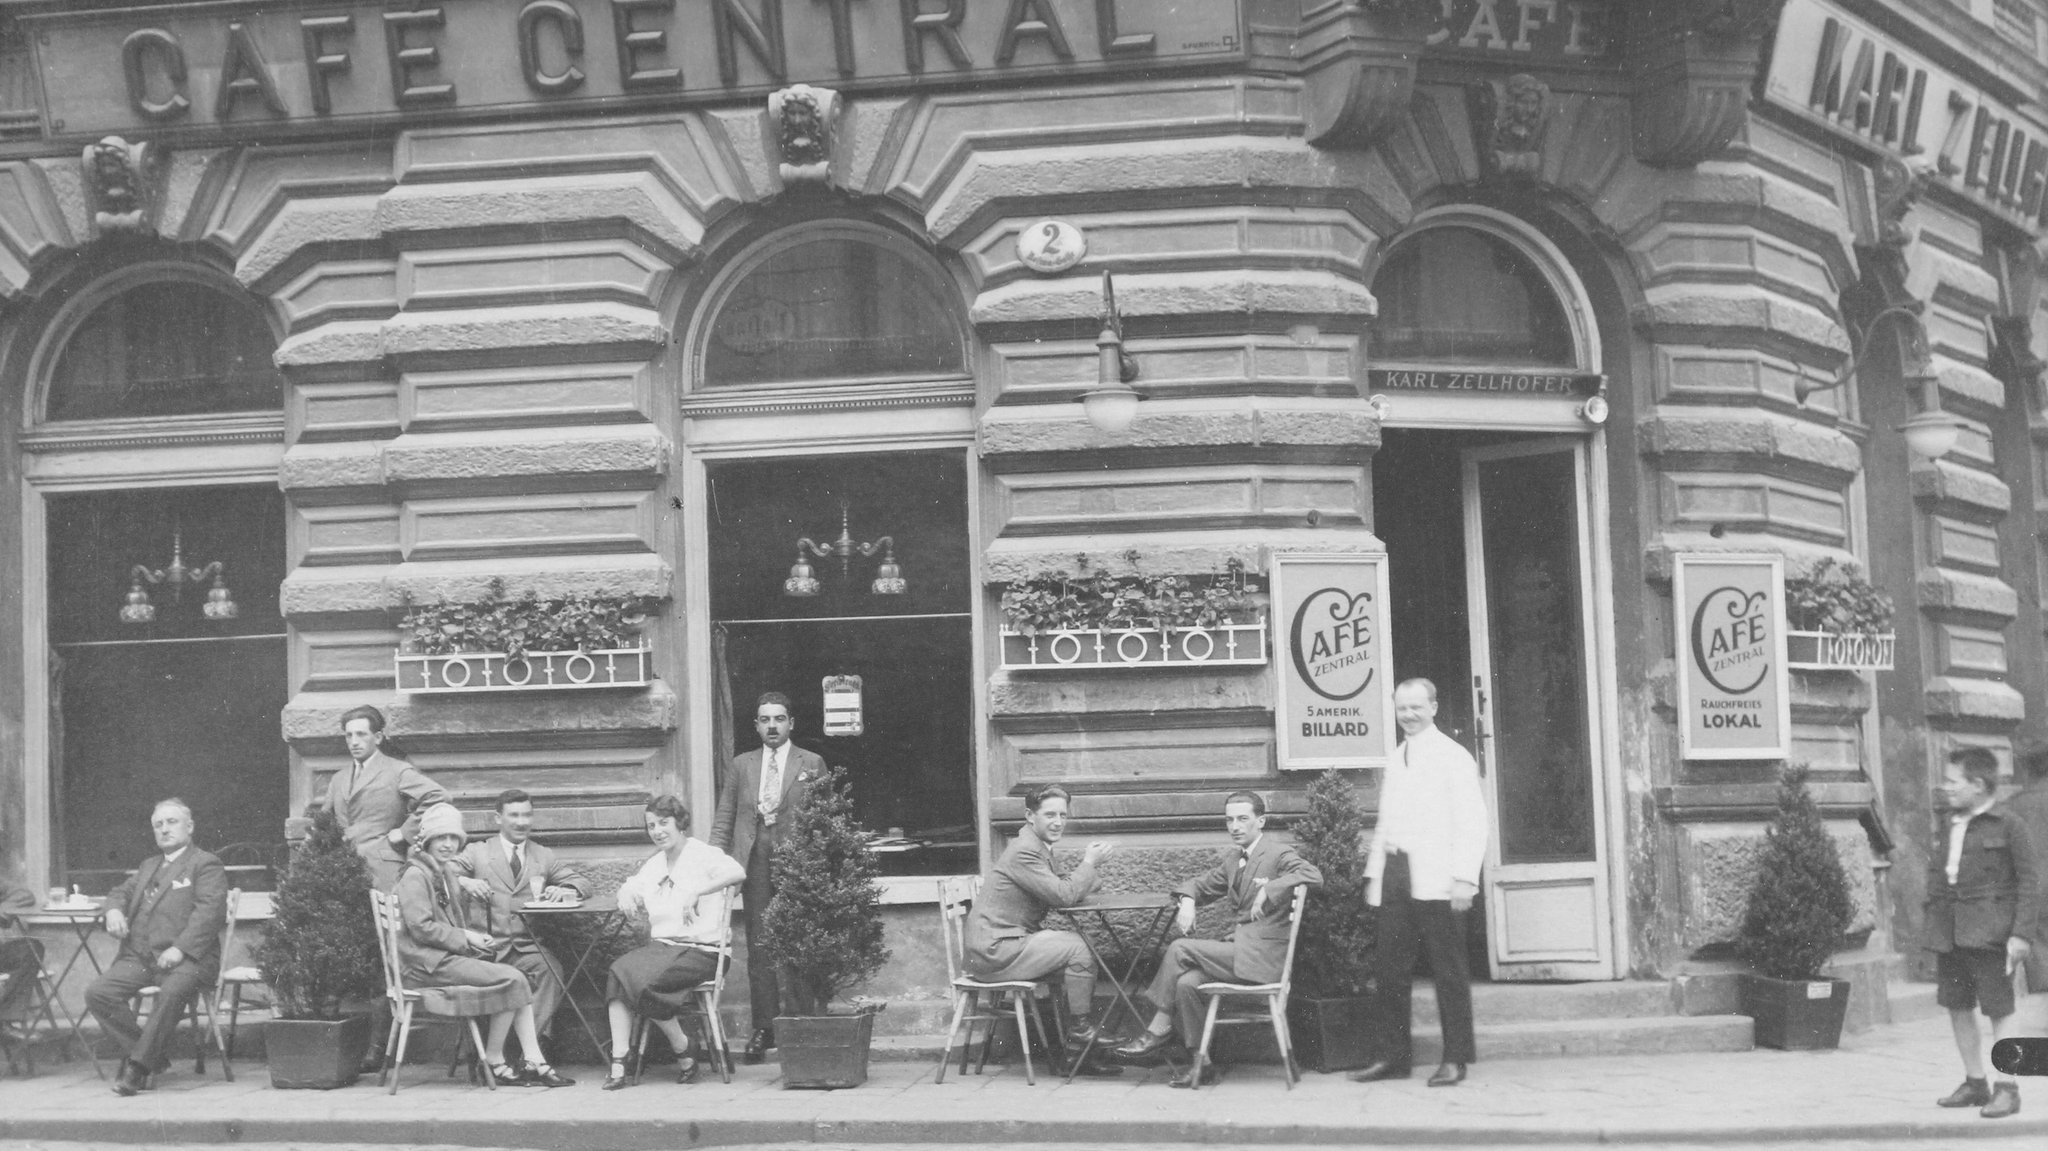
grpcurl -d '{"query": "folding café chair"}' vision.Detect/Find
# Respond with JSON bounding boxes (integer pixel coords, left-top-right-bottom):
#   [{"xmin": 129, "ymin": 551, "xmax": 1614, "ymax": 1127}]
[
  {"xmin": 1188, "ymin": 885, "xmax": 1308, "ymax": 1089},
  {"xmin": 934, "ymin": 874, "xmax": 1055, "ymax": 1086},
  {"xmin": 0, "ymin": 934, "xmax": 77, "ymax": 1078},
  {"xmin": 630, "ymin": 888, "xmax": 737, "ymax": 1084},
  {"xmin": 129, "ymin": 887, "xmax": 241, "ymax": 1084},
  {"xmin": 367, "ymin": 888, "xmax": 495, "ymax": 1095}
]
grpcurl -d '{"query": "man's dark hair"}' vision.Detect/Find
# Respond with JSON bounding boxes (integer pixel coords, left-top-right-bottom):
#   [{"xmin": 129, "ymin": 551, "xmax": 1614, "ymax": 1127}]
[
  {"xmin": 495, "ymin": 789, "xmax": 532, "ymax": 813},
  {"xmin": 339, "ymin": 705, "xmax": 386, "ymax": 733},
  {"xmin": 1224, "ymin": 790, "xmax": 1266, "ymax": 816},
  {"xmin": 756, "ymin": 691, "xmax": 792, "ymax": 714},
  {"xmin": 1950, "ymin": 747, "xmax": 2002, "ymax": 796},
  {"xmin": 1025, "ymin": 784, "xmax": 1071, "ymax": 813},
  {"xmin": 646, "ymin": 794, "xmax": 691, "ymax": 826}
]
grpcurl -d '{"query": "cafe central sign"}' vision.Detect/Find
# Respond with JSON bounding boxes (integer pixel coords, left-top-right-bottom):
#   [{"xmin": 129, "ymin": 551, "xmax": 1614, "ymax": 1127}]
[
  {"xmin": 1764, "ymin": 0, "xmax": 2048, "ymax": 231},
  {"xmin": 23, "ymin": 0, "xmax": 1245, "ymax": 141}
]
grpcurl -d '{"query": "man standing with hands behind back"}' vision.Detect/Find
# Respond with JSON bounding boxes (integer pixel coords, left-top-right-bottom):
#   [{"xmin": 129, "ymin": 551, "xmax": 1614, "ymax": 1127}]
[
  {"xmin": 712, "ymin": 691, "xmax": 824, "ymax": 1064},
  {"xmin": 1351, "ymin": 677, "xmax": 1489, "ymax": 1089},
  {"xmin": 85, "ymin": 798, "xmax": 228, "ymax": 1096}
]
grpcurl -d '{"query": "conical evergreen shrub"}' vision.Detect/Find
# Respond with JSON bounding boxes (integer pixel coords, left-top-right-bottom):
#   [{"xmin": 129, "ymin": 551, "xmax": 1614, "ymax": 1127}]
[
  {"xmin": 760, "ymin": 765, "xmax": 890, "ymax": 1015},
  {"xmin": 1735, "ymin": 765, "xmax": 1854, "ymax": 980},
  {"xmin": 259, "ymin": 807, "xmax": 383, "ymax": 1019},
  {"xmin": 1292, "ymin": 768, "xmax": 1373, "ymax": 998}
]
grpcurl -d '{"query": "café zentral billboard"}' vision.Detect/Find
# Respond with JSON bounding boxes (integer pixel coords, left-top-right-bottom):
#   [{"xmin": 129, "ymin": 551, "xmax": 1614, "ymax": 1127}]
[
  {"xmin": 24, "ymin": 0, "xmax": 1246, "ymax": 141},
  {"xmin": 1673, "ymin": 554, "xmax": 1790, "ymax": 761},
  {"xmin": 1272, "ymin": 552, "xmax": 1393, "ymax": 772}
]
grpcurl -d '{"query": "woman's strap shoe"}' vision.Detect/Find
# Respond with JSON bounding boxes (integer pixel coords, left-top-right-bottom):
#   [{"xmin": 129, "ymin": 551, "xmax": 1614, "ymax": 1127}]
[
  {"xmin": 526, "ymin": 1063, "xmax": 575, "ymax": 1088},
  {"xmin": 676, "ymin": 1056, "xmax": 700, "ymax": 1084},
  {"xmin": 601, "ymin": 1059, "xmax": 631, "ymax": 1090}
]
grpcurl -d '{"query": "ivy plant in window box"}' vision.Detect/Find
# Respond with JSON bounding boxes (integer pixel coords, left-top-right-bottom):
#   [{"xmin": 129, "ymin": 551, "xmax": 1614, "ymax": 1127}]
[
  {"xmin": 394, "ymin": 579, "xmax": 655, "ymax": 693},
  {"xmin": 997, "ymin": 554, "xmax": 1268, "ymax": 671},
  {"xmin": 1784, "ymin": 559, "xmax": 1894, "ymax": 671}
]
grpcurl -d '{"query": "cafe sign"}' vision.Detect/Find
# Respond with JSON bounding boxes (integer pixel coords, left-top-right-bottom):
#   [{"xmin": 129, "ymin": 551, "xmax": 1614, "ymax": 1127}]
[
  {"xmin": 1272, "ymin": 552, "xmax": 1394, "ymax": 772},
  {"xmin": 1764, "ymin": 0, "xmax": 2048, "ymax": 231},
  {"xmin": 1673, "ymin": 553, "xmax": 1789, "ymax": 760},
  {"xmin": 22, "ymin": 0, "xmax": 1246, "ymax": 142}
]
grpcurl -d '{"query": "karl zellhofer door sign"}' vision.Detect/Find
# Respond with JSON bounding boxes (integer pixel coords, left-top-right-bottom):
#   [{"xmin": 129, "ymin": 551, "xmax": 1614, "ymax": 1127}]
[
  {"xmin": 1674, "ymin": 554, "xmax": 1790, "ymax": 760},
  {"xmin": 1272, "ymin": 552, "xmax": 1394, "ymax": 771}
]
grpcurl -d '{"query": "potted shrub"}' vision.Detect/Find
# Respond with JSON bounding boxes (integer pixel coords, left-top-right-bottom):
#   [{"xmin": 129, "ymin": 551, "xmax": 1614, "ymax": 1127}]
[
  {"xmin": 1784, "ymin": 559, "xmax": 1895, "ymax": 670},
  {"xmin": 258, "ymin": 808, "xmax": 384, "ymax": 1088},
  {"xmin": 1734, "ymin": 765, "xmax": 1856, "ymax": 1050},
  {"xmin": 1285, "ymin": 768, "xmax": 1376, "ymax": 1072},
  {"xmin": 758, "ymin": 765, "xmax": 890, "ymax": 1089},
  {"xmin": 395, "ymin": 578, "xmax": 655, "ymax": 692}
]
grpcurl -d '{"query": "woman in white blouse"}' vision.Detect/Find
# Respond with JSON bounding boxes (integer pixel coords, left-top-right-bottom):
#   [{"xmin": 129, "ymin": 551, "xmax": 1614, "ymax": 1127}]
[{"xmin": 603, "ymin": 794, "xmax": 746, "ymax": 1089}]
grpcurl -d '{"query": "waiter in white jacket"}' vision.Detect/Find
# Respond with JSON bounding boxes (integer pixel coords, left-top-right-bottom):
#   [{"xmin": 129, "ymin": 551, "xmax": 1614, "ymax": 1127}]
[{"xmin": 1350, "ymin": 677, "xmax": 1489, "ymax": 1088}]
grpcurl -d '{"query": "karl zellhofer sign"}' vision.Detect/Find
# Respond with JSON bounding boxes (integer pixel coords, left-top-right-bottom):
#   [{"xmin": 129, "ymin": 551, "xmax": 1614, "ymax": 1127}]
[
  {"xmin": 24, "ymin": 0, "xmax": 1245, "ymax": 142},
  {"xmin": 1272, "ymin": 552, "xmax": 1393, "ymax": 772},
  {"xmin": 1673, "ymin": 553, "xmax": 1790, "ymax": 760}
]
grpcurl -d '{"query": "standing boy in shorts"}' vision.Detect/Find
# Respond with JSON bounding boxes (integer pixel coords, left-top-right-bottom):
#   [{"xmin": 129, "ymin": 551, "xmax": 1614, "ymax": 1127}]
[{"xmin": 1927, "ymin": 747, "xmax": 2042, "ymax": 1119}]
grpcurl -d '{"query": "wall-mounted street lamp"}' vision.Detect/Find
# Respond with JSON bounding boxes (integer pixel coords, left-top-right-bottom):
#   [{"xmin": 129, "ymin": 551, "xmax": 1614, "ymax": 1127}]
[
  {"xmin": 1796, "ymin": 304, "xmax": 1966, "ymax": 461},
  {"xmin": 1080, "ymin": 271, "xmax": 1142, "ymax": 434}
]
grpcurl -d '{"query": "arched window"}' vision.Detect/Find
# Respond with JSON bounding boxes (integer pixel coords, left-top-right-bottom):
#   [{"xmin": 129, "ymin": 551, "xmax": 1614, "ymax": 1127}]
[
  {"xmin": 697, "ymin": 223, "xmax": 965, "ymax": 388},
  {"xmin": 43, "ymin": 277, "xmax": 281, "ymax": 421},
  {"xmin": 1371, "ymin": 224, "xmax": 1578, "ymax": 368}
]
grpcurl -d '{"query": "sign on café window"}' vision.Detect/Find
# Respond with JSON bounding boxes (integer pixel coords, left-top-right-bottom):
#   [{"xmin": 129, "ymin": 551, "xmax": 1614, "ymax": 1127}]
[
  {"xmin": 1673, "ymin": 554, "xmax": 1790, "ymax": 760},
  {"xmin": 1272, "ymin": 552, "xmax": 1393, "ymax": 772}
]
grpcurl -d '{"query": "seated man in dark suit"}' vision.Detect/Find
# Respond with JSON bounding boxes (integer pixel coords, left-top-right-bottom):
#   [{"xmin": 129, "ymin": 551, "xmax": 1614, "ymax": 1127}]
[
  {"xmin": 962, "ymin": 784, "xmax": 1120, "ymax": 1076},
  {"xmin": 1114, "ymin": 790, "xmax": 1321, "ymax": 1087},
  {"xmin": 455, "ymin": 788, "xmax": 593, "ymax": 1071},
  {"xmin": 84, "ymin": 798, "xmax": 229, "ymax": 1096}
]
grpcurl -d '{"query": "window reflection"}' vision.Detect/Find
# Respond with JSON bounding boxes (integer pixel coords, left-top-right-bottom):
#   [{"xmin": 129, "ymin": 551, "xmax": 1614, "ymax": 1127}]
[
  {"xmin": 704, "ymin": 235, "xmax": 963, "ymax": 386},
  {"xmin": 1372, "ymin": 228, "xmax": 1574, "ymax": 366},
  {"xmin": 47, "ymin": 281, "xmax": 282, "ymax": 421}
]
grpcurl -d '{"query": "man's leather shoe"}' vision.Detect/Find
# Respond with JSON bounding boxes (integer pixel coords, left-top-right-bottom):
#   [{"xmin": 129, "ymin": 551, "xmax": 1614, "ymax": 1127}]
[
  {"xmin": 1060, "ymin": 1048, "xmax": 1126, "ymax": 1077},
  {"xmin": 1111, "ymin": 1030, "xmax": 1174, "ymax": 1063},
  {"xmin": 111, "ymin": 1059, "xmax": 147, "ymax": 1097},
  {"xmin": 1168, "ymin": 1061, "xmax": 1222, "ymax": 1088},
  {"xmin": 1427, "ymin": 1062, "xmax": 1466, "ymax": 1087},
  {"xmin": 743, "ymin": 1027, "xmax": 773, "ymax": 1065},
  {"xmin": 1982, "ymin": 1082, "xmax": 2021, "ymax": 1119},
  {"xmin": 1347, "ymin": 1059, "xmax": 1409, "ymax": 1083},
  {"xmin": 1938, "ymin": 1077, "xmax": 1992, "ymax": 1108}
]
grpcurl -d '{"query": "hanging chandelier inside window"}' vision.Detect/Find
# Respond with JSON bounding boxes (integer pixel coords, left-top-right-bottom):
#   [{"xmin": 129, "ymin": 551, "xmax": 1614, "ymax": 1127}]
[
  {"xmin": 783, "ymin": 500, "xmax": 906, "ymax": 597},
  {"xmin": 119, "ymin": 529, "xmax": 237, "ymax": 624}
]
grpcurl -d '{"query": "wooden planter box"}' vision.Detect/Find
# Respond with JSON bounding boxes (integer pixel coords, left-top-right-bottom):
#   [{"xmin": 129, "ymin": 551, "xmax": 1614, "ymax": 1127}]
[
  {"xmin": 266, "ymin": 1014, "xmax": 372, "ymax": 1089},
  {"xmin": 998, "ymin": 619, "xmax": 1267, "ymax": 671},
  {"xmin": 395, "ymin": 646, "xmax": 653, "ymax": 693},
  {"xmin": 1287, "ymin": 995, "xmax": 1374, "ymax": 1073},
  {"xmin": 776, "ymin": 1011, "xmax": 876, "ymax": 1089},
  {"xmin": 1785, "ymin": 631, "xmax": 1894, "ymax": 671},
  {"xmin": 1739, "ymin": 974, "xmax": 1850, "ymax": 1051}
]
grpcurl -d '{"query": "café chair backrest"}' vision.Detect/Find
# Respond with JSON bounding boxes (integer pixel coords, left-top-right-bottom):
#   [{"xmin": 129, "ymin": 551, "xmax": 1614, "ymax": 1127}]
[{"xmin": 935, "ymin": 874, "xmax": 982, "ymax": 987}]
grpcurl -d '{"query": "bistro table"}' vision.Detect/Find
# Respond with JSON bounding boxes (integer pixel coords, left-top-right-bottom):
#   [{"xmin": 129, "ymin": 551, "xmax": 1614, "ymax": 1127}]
[
  {"xmin": 21, "ymin": 901, "xmax": 108, "ymax": 1076},
  {"xmin": 520, "ymin": 895, "xmax": 629, "ymax": 1059},
  {"xmin": 1054, "ymin": 891, "xmax": 1181, "ymax": 1082}
]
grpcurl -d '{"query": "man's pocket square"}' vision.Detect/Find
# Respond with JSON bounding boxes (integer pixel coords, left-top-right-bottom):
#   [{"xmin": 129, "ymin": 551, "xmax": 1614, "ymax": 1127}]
[{"xmin": 170, "ymin": 877, "xmax": 192, "ymax": 889}]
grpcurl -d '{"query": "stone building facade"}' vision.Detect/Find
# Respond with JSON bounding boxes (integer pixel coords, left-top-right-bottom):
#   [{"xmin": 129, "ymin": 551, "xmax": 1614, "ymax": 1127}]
[{"xmin": 1, "ymin": 0, "xmax": 2045, "ymax": 1011}]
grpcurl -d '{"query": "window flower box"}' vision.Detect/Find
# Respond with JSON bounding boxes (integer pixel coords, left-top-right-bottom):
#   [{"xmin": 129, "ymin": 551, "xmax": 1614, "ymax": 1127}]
[
  {"xmin": 999, "ymin": 619, "xmax": 1268, "ymax": 671},
  {"xmin": 396, "ymin": 645, "xmax": 654, "ymax": 693},
  {"xmin": 1785, "ymin": 631, "xmax": 1894, "ymax": 671}
]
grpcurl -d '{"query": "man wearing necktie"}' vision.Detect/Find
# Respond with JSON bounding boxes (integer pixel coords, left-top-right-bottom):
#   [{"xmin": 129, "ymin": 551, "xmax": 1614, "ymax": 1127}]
[
  {"xmin": 1113, "ymin": 791, "xmax": 1321, "ymax": 1087},
  {"xmin": 455, "ymin": 789, "xmax": 593, "ymax": 1067},
  {"xmin": 711, "ymin": 691, "xmax": 824, "ymax": 1063},
  {"xmin": 1352, "ymin": 677, "xmax": 1489, "ymax": 1088},
  {"xmin": 321, "ymin": 705, "xmax": 449, "ymax": 892},
  {"xmin": 84, "ymin": 798, "xmax": 228, "ymax": 1096}
]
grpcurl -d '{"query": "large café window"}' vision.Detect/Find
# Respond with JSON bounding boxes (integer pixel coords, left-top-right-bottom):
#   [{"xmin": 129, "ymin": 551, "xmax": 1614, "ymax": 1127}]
[
  {"xmin": 40, "ymin": 276, "xmax": 289, "ymax": 890},
  {"xmin": 697, "ymin": 224, "xmax": 974, "ymax": 876}
]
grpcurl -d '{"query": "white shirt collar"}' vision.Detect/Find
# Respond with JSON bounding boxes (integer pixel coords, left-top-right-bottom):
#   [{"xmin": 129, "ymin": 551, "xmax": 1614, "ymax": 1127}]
[{"xmin": 161, "ymin": 845, "xmax": 189, "ymax": 865}]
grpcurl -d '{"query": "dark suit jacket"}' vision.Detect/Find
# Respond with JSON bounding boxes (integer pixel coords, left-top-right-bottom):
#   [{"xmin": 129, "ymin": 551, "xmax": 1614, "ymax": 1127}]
[
  {"xmin": 105, "ymin": 847, "xmax": 228, "ymax": 973},
  {"xmin": 1925, "ymin": 805, "xmax": 2044, "ymax": 955},
  {"xmin": 963, "ymin": 825, "xmax": 1100, "ymax": 964},
  {"xmin": 1174, "ymin": 835, "xmax": 1322, "ymax": 985},
  {"xmin": 711, "ymin": 743, "xmax": 826, "ymax": 872},
  {"xmin": 323, "ymin": 750, "xmax": 449, "ymax": 886},
  {"xmin": 456, "ymin": 837, "xmax": 592, "ymax": 944}
]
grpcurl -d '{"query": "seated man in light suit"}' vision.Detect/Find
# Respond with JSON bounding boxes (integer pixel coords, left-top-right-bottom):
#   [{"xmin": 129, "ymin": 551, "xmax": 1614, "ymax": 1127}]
[
  {"xmin": 1114, "ymin": 790, "xmax": 1321, "ymax": 1086},
  {"xmin": 84, "ymin": 798, "xmax": 229, "ymax": 1096},
  {"xmin": 962, "ymin": 784, "xmax": 1121, "ymax": 1076},
  {"xmin": 455, "ymin": 789, "xmax": 593, "ymax": 1070}
]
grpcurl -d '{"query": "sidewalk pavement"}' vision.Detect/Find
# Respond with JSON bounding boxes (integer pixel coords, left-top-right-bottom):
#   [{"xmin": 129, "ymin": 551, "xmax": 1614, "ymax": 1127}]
[{"xmin": 1, "ymin": 1011, "xmax": 2044, "ymax": 1149}]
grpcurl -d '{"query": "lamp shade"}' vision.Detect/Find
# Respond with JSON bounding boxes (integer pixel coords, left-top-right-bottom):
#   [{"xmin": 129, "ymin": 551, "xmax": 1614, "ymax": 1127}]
[
  {"xmin": 1897, "ymin": 409, "xmax": 1965, "ymax": 461},
  {"xmin": 1081, "ymin": 385, "xmax": 1141, "ymax": 434}
]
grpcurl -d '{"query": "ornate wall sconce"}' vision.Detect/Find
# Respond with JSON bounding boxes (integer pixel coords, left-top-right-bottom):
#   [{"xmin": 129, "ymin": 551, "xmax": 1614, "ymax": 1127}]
[
  {"xmin": 783, "ymin": 499, "xmax": 905, "ymax": 597},
  {"xmin": 1796, "ymin": 304, "xmax": 1966, "ymax": 461},
  {"xmin": 119, "ymin": 529, "xmax": 237, "ymax": 624}
]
